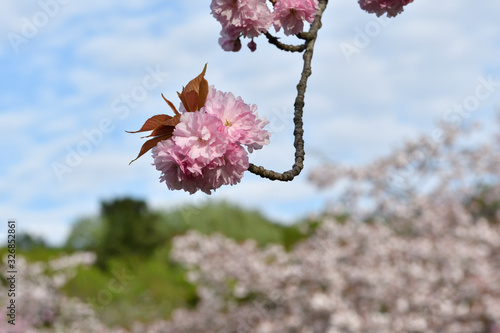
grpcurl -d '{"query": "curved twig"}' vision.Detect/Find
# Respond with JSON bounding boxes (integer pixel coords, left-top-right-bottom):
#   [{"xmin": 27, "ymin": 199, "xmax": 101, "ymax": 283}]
[
  {"xmin": 264, "ymin": 32, "xmax": 307, "ymax": 52},
  {"xmin": 296, "ymin": 32, "xmax": 314, "ymax": 41},
  {"xmin": 248, "ymin": 0, "xmax": 329, "ymax": 181}
]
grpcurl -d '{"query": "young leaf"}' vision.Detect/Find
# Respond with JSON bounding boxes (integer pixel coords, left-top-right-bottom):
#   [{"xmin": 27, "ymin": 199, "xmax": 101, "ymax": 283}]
[
  {"xmin": 177, "ymin": 91, "xmax": 190, "ymax": 112},
  {"xmin": 128, "ymin": 114, "xmax": 181, "ymax": 163},
  {"xmin": 162, "ymin": 94, "xmax": 180, "ymax": 115},
  {"xmin": 129, "ymin": 134, "xmax": 172, "ymax": 165},
  {"xmin": 145, "ymin": 125, "xmax": 175, "ymax": 138},
  {"xmin": 162, "ymin": 113, "xmax": 181, "ymax": 127},
  {"xmin": 129, "ymin": 64, "xmax": 209, "ymax": 165},
  {"xmin": 198, "ymin": 75, "xmax": 209, "ymax": 110},
  {"xmin": 126, "ymin": 114, "xmax": 172, "ymax": 133},
  {"xmin": 178, "ymin": 64, "xmax": 209, "ymax": 112},
  {"xmin": 181, "ymin": 90, "xmax": 199, "ymax": 113},
  {"xmin": 142, "ymin": 114, "xmax": 181, "ymax": 138}
]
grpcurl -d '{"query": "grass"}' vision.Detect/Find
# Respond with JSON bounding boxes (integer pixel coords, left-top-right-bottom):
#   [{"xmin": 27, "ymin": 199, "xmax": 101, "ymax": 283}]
[{"xmin": 61, "ymin": 247, "xmax": 198, "ymax": 328}]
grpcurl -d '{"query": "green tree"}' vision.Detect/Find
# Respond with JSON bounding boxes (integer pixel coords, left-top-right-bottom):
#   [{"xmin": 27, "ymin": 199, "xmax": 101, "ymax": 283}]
[
  {"xmin": 96, "ymin": 197, "xmax": 165, "ymax": 269},
  {"xmin": 17, "ymin": 232, "xmax": 47, "ymax": 250},
  {"xmin": 64, "ymin": 217, "xmax": 103, "ymax": 251}
]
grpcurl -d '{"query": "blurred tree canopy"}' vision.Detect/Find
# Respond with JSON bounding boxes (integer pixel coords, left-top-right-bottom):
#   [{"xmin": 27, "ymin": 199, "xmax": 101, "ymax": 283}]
[
  {"xmin": 64, "ymin": 197, "xmax": 307, "ymax": 271},
  {"xmin": 17, "ymin": 232, "xmax": 47, "ymax": 250},
  {"xmin": 64, "ymin": 217, "xmax": 103, "ymax": 251},
  {"xmin": 95, "ymin": 197, "xmax": 164, "ymax": 269}
]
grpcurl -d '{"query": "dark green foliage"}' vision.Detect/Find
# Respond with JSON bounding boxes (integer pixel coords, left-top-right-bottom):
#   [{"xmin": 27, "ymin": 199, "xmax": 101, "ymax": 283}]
[
  {"xmin": 158, "ymin": 201, "xmax": 298, "ymax": 247},
  {"xmin": 0, "ymin": 243, "xmax": 61, "ymax": 262},
  {"xmin": 16, "ymin": 232, "xmax": 47, "ymax": 251},
  {"xmin": 65, "ymin": 199, "xmax": 308, "ymax": 260},
  {"xmin": 95, "ymin": 197, "xmax": 165, "ymax": 269},
  {"xmin": 64, "ymin": 217, "xmax": 103, "ymax": 251}
]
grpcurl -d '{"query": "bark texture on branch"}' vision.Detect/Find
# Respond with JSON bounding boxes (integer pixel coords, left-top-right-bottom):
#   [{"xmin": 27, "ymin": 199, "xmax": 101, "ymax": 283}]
[{"xmin": 248, "ymin": 0, "xmax": 329, "ymax": 181}]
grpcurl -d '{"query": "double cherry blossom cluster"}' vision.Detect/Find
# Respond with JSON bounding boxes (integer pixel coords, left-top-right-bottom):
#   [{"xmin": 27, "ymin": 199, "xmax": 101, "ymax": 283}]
[
  {"xmin": 211, "ymin": 0, "xmax": 319, "ymax": 52},
  {"xmin": 153, "ymin": 86, "xmax": 270, "ymax": 194},
  {"xmin": 358, "ymin": 0, "xmax": 414, "ymax": 18},
  {"xmin": 129, "ymin": 65, "xmax": 270, "ymax": 194},
  {"xmin": 211, "ymin": 0, "xmax": 415, "ymax": 52}
]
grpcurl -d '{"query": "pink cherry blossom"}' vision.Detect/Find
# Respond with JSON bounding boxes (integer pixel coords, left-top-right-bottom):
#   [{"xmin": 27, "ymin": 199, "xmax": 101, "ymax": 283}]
[
  {"xmin": 210, "ymin": 0, "xmax": 272, "ymax": 38},
  {"xmin": 203, "ymin": 143, "xmax": 250, "ymax": 189},
  {"xmin": 172, "ymin": 112, "xmax": 227, "ymax": 166},
  {"xmin": 211, "ymin": 0, "xmax": 272, "ymax": 51},
  {"xmin": 152, "ymin": 139, "xmax": 198, "ymax": 194},
  {"xmin": 218, "ymin": 30, "xmax": 242, "ymax": 52},
  {"xmin": 203, "ymin": 85, "xmax": 271, "ymax": 152},
  {"xmin": 273, "ymin": 0, "xmax": 319, "ymax": 36},
  {"xmin": 152, "ymin": 87, "xmax": 270, "ymax": 194},
  {"xmin": 153, "ymin": 112, "xmax": 228, "ymax": 195},
  {"xmin": 358, "ymin": 0, "xmax": 414, "ymax": 17},
  {"xmin": 152, "ymin": 138, "xmax": 250, "ymax": 195}
]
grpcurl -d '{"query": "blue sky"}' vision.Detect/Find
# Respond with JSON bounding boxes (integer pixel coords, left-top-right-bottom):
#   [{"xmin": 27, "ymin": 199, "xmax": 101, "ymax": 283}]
[{"xmin": 1, "ymin": 0, "xmax": 500, "ymax": 245}]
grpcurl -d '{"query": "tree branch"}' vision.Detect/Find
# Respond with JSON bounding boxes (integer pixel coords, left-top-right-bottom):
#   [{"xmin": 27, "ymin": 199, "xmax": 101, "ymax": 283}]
[
  {"xmin": 264, "ymin": 32, "xmax": 307, "ymax": 53},
  {"xmin": 248, "ymin": 0, "xmax": 329, "ymax": 181}
]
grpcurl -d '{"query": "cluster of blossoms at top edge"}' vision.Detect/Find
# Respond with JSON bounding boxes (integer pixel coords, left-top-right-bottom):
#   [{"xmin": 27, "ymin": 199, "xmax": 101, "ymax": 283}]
[
  {"xmin": 211, "ymin": 0, "xmax": 319, "ymax": 52},
  {"xmin": 153, "ymin": 85, "xmax": 270, "ymax": 195},
  {"xmin": 358, "ymin": 0, "xmax": 414, "ymax": 18},
  {"xmin": 272, "ymin": 0, "xmax": 319, "ymax": 36}
]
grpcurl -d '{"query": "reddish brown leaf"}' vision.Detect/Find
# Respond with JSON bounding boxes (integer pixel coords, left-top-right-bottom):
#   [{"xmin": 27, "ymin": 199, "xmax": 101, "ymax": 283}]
[
  {"xmin": 143, "ymin": 125, "xmax": 175, "ymax": 138},
  {"xmin": 185, "ymin": 91, "xmax": 199, "ymax": 113},
  {"xmin": 151, "ymin": 125, "xmax": 174, "ymax": 137},
  {"xmin": 128, "ymin": 114, "xmax": 181, "ymax": 163},
  {"xmin": 177, "ymin": 91, "xmax": 189, "ymax": 112},
  {"xmin": 198, "ymin": 75, "xmax": 209, "ymax": 110},
  {"xmin": 178, "ymin": 64, "xmax": 208, "ymax": 112},
  {"xmin": 129, "ymin": 65, "xmax": 209, "ymax": 165},
  {"xmin": 183, "ymin": 63, "xmax": 207, "ymax": 96},
  {"xmin": 129, "ymin": 134, "xmax": 172, "ymax": 165},
  {"xmin": 162, "ymin": 113, "xmax": 181, "ymax": 126},
  {"xmin": 162, "ymin": 94, "xmax": 180, "ymax": 115},
  {"xmin": 126, "ymin": 114, "xmax": 172, "ymax": 133}
]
